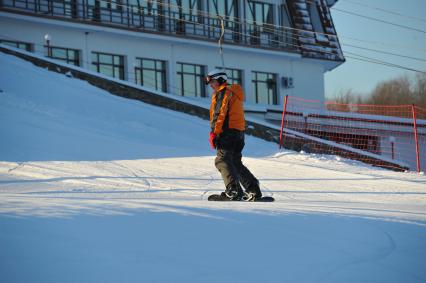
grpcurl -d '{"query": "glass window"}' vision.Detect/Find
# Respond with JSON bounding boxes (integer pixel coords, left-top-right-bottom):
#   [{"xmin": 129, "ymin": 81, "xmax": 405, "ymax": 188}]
[
  {"xmin": 100, "ymin": 0, "xmax": 123, "ymax": 11},
  {"xmin": 210, "ymin": 0, "xmax": 238, "ymax": 25},
  {"xmin": 280, "ymin": 4, "xmax": 292, "ymax": 27},
  {"xmin": 247, "ymin": 1, "xmax": 274, "ymax": 26},
  {"xmin": 171, "ymin": 0, "xmax": 201, "ymax": 16},
  {"xmin": 0, "ymin": 39, "xmax": 33, "ymax": 52},
  {"xmin": 100, "ymin": 65, "xmax": 114, "ymax": 77},
  {"xmin": 126, "ymin": 0, "xmax": 166, "ymax": 30},
  {"xmin": 170, "ymin": 0, "xmax": 202, "ymax": 32},
  {"xmin": 176, "ymin": 62, "xmax": 205, "ymax": 98},
  {"xmin": 92, "ymin": 52, "xmax": 125, "ymax": 80},
  {"xmin": 45, "ymin": 45, "xmax": 80, "ymax": 66},
  {"xmin": 135, "ymin": 58, "xmax": 167, "ymax": 92},
  {"xmin": 308, "ymin": 2, "xmax": 325, "ymax": 34},
  {"xmin": 251, "ymin": 71, "xmax": 277, "ymax": 105},
  {"xmin": 127, "ymin": 0, "xmax": 162, "ymax": 13},
  {"xmin": 280, "ymin": 4, "xmax": 294, "ymax": 46},
  {"xmin": 51, "ymin": 48, "xmax": 66, "ymax": 59},
  {"xmin": 114, "ymin": 56, "xmax": 122, "ymax": 65},
  {"xmin": 183, "ymin": 64, "xmax": 194, "ymax": 73},
  {"xmin": 100, "ymin": 54, "xmax": 113, "ymax": 64}
]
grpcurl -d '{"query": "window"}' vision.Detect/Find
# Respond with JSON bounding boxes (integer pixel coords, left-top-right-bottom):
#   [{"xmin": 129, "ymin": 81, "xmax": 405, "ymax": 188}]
[
  {"xmin": 280, "ymin": 3, "xmax": 294, "ymax": 45},
  {"xmin": 308, "ymin": 2, "xmax": 325, "ymax": 34},
  {"xmin": 176, "ymin": 62, "xmax": 205, "ymax": 98},
  {"xmin": 247, "ymin": 1, "xmax": 274, "ymax": 27},
  {"xmin": 247, "ymin": 0, "xmax": 274, "ymax": 44},
  {"xmin": 45, "ymin": 45, "xmax": 80, "ymax": 66},
  {"xmin": 126, "ymin": 0, "xmax": 166, "ymax": 30},
  {"xmin": 88, "ymin": 0, "xmax": 124, "ymax": 21},
  {"xmin": 280, "ymin": 3, "xmax": 292, "ymax": 27},
  {"xmin": 135, "ymin": 58, "xmax": 167, "ymax": 92},
  {"xmin": 170, "ymin": 0, "xmax": 202, "ymax": 33},
  {"xmin": 210, "ymin": 0, "xmax": 239, "ymax": 24},
  {"xmin": 210, "ymin": 0, "xmax": 240, "ymax": 41},
  {"xmin": 92, "ymin": 52, "xmax": 125, "ymax": 80},
  {"xmin": 216, "ymin": 67, "xmax": 242, "ymax": 86},
  {"xmin": 0, "ymin": 39, "xmax": 32, "ymax": 52},
  {"xmin": 132, "ymin": 0, "xmax": 165, "ymax": 17},
  {"xmin": 139, "ymin": 0, "xmax": 163, "ymax": 14},
  {"xmin": 100, "ymin": 0, "xmax": 123, "ymax": 11},
  {"xmin": 252, "ymin": 71, "xmax": 277, "ymax": 105},
  {"xmin": 64, "ymin": 0, "xmax": 79, "ymax": 18},
  {"xmin": 171, "ymin": 0, "xmax": 201, "ymax": 17}
]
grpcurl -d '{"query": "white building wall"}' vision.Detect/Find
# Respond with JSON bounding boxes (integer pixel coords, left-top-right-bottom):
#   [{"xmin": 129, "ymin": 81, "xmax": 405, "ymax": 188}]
[
  {"xmin": 0, "ymin": 12, "xmax": 327, "ymax": 107},
  {"xmin": 292, "ymin": 61, "xmax": 325, "ymax": 102}
]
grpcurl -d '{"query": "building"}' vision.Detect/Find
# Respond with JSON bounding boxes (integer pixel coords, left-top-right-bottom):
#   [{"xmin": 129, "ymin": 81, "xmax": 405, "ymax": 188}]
[{"xmin": 0, "ymin": 0, "xmax": 344, "ymax": 109}]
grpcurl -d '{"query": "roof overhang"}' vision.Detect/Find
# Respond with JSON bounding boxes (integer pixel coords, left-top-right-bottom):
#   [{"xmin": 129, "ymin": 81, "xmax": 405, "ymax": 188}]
[
  {"xmin": 302, "ymin": 56, "xmax": 346, "ymax": 73},
  {"xmin": 325, "ymin": 0, "xmax": 339, "ymax": 7}
]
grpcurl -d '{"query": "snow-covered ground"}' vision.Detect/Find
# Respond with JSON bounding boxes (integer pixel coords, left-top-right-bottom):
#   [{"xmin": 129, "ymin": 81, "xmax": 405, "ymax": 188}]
[{"xmin": 1, "ymin": 52, "xmax": 426, "ymax": 283}]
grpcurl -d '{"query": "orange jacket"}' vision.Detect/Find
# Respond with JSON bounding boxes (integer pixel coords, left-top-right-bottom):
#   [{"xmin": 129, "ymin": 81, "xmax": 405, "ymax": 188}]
[{"xmin": 210, "ymin": 84, "xmax": 245, "ymax": 135}]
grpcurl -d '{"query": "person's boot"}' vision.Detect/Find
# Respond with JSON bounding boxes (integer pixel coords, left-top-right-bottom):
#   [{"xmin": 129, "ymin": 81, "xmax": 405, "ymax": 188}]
[
  {"xmin": 224, "ymin": 182, "xmax": 244, "ymax": 200},
  {"xmin": 243, "ymin": 180, "xmax": 262, "ymax": 201},
  {"xmin": 208, "ymin": 183, "xmax": 243, "ymax": 201}
]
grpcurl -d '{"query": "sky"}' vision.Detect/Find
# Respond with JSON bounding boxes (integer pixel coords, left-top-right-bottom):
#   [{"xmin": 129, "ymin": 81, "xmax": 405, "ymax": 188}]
[{"xmin": 325, "ymin": 0, "xmax": 426, "ymax": 98}]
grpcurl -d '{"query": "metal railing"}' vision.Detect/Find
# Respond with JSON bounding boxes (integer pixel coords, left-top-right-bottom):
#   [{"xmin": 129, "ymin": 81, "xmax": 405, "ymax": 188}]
[{"xmin": 1, "ymin": 0, "xmax": 298, "ymax": 52}]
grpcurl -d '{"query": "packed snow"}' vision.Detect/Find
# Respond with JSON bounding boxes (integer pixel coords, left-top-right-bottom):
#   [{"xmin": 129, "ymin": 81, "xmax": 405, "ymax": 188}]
[{"xmin": 0, "ymin": 51, "xmax": 425, "ymax": 283}]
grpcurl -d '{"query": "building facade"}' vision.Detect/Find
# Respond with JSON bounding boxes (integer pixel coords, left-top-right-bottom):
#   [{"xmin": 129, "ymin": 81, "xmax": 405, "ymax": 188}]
[{"xmin": 0, "ymin": 0, "xmax": 344, "ymax": 108}]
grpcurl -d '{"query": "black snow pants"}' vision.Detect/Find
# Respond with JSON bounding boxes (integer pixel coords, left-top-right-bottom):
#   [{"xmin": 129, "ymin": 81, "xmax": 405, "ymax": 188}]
[{"xmin": 214, "ymin": 130, "xmax": 260, "ymax": 194}]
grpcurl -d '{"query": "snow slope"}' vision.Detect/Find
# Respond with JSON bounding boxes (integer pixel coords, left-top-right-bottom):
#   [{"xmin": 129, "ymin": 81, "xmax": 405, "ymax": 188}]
[{"xmin": 1, "ymin": 52, "xmax": 426, "ymax": 283}]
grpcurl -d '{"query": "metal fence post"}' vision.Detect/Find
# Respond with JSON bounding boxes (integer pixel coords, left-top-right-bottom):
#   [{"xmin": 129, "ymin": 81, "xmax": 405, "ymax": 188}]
[
  {"xmin": 412, "ymin": 104, "xmax": 421, "ymax": 173},
  {"xmin": 279, "ymin": 95, "xmax": 289, "ymax": 149}
]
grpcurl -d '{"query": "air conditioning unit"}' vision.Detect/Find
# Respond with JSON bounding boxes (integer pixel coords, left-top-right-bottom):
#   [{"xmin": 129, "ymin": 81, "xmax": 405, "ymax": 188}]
[{"xmin": 281, "ymin": 77, "xmax": 294, "ymax": 88}]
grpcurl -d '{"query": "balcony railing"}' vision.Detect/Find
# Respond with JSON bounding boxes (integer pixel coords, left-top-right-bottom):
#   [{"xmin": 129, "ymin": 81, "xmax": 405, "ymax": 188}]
[{"xmin": 1, "ymin": 0, "xmax": 298, "ymax": 52}]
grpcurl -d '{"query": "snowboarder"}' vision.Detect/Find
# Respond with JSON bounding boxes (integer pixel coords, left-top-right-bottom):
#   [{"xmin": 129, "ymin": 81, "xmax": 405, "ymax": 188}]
[{"xmin": 206, "ymin": 69, "xmax": 263, "ymax": 201}]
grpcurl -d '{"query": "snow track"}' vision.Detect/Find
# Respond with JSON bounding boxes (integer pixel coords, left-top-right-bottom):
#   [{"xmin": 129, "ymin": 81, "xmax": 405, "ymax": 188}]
[{"xmin": 1, "ymin": 51, "xmax": 426, "ymax": 283}]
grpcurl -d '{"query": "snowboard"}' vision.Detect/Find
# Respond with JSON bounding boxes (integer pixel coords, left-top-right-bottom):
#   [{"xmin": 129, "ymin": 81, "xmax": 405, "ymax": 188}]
[{"xmin": 208, "ymin": 194, "xmax": 274, "ymax": 202}]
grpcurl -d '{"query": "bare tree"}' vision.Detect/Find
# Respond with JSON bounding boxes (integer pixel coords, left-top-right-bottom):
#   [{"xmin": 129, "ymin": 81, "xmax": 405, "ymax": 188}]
[
  {"xmin": 413, "ymin": 73, "xmax": 426, "ymax": 109},
  {"xmin": 365, "ymin": 75, "xmax": 413, "ymax": 106},
  {"xmin": 326, "ymin": 89, "xmax": 366, "ymax": 112},
  {"xmin": 327, "ymin": 74, "xmax": 425, "ymax": 110}
]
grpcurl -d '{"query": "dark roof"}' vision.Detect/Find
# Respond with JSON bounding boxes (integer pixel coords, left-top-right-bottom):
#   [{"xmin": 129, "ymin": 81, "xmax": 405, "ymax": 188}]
[
  {"xmin": 325, "ymin": 0, "xmax": 339, "ymax": 7},
  {"xmin": 287, "ymin": 0, "xmax": 344, "ymax": 63}
]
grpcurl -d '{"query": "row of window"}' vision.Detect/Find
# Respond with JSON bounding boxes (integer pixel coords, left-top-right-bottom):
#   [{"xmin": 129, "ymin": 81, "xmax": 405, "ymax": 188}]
[
  {"xmin": 0, "ymin": 39, "xmax": 33, "ymax": 52},
  {"xmin": 1, "ymin": 39, "xmax": 278, "ymax": 105},
  {"xmin": 2, "ymin": 0, "xmax": 298, "ymax": 51},
  {"xmin": 13, "ymin": 0, "xmax": 292, "ymax": 29}
]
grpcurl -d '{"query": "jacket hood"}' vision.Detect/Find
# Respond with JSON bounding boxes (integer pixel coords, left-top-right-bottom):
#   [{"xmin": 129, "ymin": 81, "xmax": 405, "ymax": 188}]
[{"xmin": 228, "ymin": 84, "xmax": 244, "ymax": 100}]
